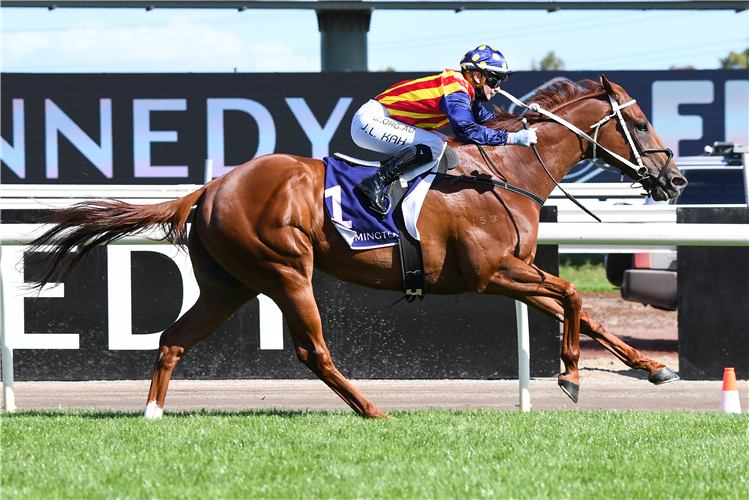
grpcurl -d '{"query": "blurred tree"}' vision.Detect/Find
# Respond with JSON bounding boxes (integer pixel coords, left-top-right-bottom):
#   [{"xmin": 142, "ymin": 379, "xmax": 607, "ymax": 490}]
[
  {"xmin": 719, "ymin": 49, "xmax": 749, "ymax": 69},
  {"xmin": 669, "ymin": 65, "xmax": 696, "ymax": 70},
  {"xmin": 531, "ymin": 51, "xmax": 565, "ymax": 71}
]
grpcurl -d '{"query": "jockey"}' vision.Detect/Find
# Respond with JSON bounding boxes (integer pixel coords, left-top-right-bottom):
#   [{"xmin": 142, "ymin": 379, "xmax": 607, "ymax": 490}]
[{"xmin": 353, "ymin": 44, "xmax": 538, "ymax": 215}]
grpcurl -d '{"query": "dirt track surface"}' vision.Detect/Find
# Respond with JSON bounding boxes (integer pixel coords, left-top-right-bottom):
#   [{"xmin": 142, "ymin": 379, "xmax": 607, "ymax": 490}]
[
  {"xmin": 5, "ymin": 294, "xmax": 746, "ymax": 413},
  {"xmin": 9, "ymin": 376, "xmax": 738, "ymax": 413},
  {"xmin": 8, "ymin": 352, "xmax": 741, "ymax": 414},
  {"xmin": 579, "ymin": 291, "xmax": 678, "ymax": 358}
]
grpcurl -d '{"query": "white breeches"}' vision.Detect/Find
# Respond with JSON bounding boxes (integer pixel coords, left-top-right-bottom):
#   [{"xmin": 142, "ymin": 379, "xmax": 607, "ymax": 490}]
[{"xmin": 351, "ymin": 100, "xmax": 446, "ymax": 181}]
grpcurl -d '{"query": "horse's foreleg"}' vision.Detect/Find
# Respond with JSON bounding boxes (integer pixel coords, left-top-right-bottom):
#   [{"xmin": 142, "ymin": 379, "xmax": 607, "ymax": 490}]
[
  {"xmin": 485, "ymin": 257, "xmax": 582, "ymax": 402},
  {"xmin": 522, "ymin": 294, "xmax": 679, "ymax": 384},
  {"xmin": 272, "ymin": 283, "xmax": 387, "ymax": 418},
  {"xmin": 144, "ymin": 290, "xmax": 254, "ymax": 419}
]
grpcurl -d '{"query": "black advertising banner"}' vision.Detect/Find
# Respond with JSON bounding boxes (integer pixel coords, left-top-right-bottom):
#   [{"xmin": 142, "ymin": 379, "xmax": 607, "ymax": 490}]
[
  {"xmin": 2, "ymin": 69, "xmax": 748, "ymax": 381},
  {"xmin": 2, "ymin": 70, "xmax": 747, "ymax": 185}
]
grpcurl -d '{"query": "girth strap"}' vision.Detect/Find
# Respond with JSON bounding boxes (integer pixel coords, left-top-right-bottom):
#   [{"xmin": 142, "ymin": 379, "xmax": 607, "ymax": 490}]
[{"xmin": 388, "ymin": 177, "xmax": 426, "ymax": 302}]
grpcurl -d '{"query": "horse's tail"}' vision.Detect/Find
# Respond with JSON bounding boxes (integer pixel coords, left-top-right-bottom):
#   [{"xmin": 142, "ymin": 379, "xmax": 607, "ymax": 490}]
[{"xmin": 26, "ymin": 185, "xmax": 208, "ymax": 290}]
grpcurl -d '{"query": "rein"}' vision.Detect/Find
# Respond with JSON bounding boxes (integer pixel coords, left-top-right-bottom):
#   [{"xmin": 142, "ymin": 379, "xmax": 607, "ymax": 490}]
[
  {"xmin": 497, "ymin": 88, "xmax": 650, "ymax": 182},
  {"xmin": 521, "ymin": 117, "xmax": 602, "ymax": 222},
  {"xmin": 444, "ymin": 86, "xmax": 675, "ymax": 218},
  {"xmin": 493, "ymin": 87, "xmax": 675, "ymax": 218}
]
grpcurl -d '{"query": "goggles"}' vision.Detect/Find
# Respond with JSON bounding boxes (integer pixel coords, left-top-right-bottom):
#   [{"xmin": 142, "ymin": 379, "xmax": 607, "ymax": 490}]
[{"xmin": 479, "ymin": 69, "xmax": 509, "ymax": 89}]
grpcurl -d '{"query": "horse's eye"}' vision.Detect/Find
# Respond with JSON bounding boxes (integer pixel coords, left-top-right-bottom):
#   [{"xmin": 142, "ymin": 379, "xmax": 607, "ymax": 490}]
[{"xmin": 635, "ymin": 122, "xmax": 648, "ymax": 132}]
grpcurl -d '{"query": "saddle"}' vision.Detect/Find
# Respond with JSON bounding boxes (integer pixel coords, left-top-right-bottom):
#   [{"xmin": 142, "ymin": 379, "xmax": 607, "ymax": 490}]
[{"xmin": 331, "ymin": 146, "xmax": 459, "ymax": 303}]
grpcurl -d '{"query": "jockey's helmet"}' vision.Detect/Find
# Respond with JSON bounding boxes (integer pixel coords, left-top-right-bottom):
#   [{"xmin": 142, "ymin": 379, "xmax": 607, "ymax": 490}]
[{"xmin": 460, "ymin": 44, "xmax": 512, "ymax": 86}]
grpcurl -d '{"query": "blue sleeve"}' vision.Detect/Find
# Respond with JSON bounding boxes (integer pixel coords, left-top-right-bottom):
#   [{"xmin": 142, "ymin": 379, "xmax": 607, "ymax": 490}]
[
  {"xmin": 473, "ymin": 100, "xmax": 497, "ymax": 124},
  {"xmin": 439, "ymin": 91, "xmax": 508, "ymax": 146}
]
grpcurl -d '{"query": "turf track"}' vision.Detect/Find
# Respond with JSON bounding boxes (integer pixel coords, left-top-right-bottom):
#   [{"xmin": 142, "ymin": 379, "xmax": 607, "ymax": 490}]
[{"xmin": 2, "ymin": 409, "xmax": 747, "ymax": 499}]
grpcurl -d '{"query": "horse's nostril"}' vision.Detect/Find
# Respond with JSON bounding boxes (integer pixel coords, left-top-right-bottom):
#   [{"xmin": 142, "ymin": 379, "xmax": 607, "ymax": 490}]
[{"xmin": 671, "ymin": 176, "xmax": 687, "ymax": 187}]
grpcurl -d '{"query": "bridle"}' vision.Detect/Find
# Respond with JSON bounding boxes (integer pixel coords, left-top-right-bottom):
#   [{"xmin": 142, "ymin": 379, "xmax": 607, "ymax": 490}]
[
  {"xmin": 497, "ymin": 88, "xmax": 674, "ymax": 198},
  {"xmin": 589, "ymin": 94, "xmax": 674, "ymax": 195}
]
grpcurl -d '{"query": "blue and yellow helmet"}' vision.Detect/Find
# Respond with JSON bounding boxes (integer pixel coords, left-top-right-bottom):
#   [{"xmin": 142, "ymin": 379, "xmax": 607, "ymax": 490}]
[{"xmin": 460, "ymin": 44, "xmax": 511, "ymax": 78}]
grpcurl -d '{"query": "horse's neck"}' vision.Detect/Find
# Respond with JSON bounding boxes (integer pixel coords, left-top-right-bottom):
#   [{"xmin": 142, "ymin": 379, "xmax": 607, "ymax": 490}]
[{"xmin": 502, "ymin": 98, "xmax": 605, "ymax": 200}]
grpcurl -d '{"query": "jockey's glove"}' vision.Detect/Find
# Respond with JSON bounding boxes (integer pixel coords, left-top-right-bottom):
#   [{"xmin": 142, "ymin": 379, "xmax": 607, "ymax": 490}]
[{"xmin": 507, "ymin": 128, "xmax": 538, "ymax": 147}]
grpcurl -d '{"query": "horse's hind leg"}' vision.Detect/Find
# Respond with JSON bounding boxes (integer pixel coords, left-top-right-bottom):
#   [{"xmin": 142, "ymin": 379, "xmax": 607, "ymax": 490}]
[
  {"xmin": 579, "ymin": 307, "xmax": 678, "ymax": 383},
  {"xmin": 144, "ymin": 287, "xmax": 255, "ymax": 419},
  {"xmin": 270, "ymin": 280, "xmax": 387, "ymax": 418},
  {"xmin": 522, "ymin": 294, "xmax": 679, "ymax": 384},
  {"xmin": 485, "ymin": 256, "xmax": 582, "ymax": 402}
]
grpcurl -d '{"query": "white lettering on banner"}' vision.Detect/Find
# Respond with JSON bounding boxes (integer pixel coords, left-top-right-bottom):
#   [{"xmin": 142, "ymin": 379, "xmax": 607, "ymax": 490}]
[
  {"xmin": 45, "ymin": 98, "xmax": 113, "ymax": 179},
  {"xmin": 725, "ymin": 80, "xmax": 749, "ymax": 146},
  {"xmin": 0, "ymin": 246, "xmax": 284, "ymax": 351},
  {"xmin": 324, "ymin": 185, "xmax": 353, "ymax": 229},
  {"xmin": 105, "ymin": 246, "xmax": 284, "ymax": 350},
  {"xmin": 652, "ymin": 81, "xmax": 714, "ymax": 156},
  {"xmin": 133, "ymin": 99, "xmax": 188, "ymax": 178},
  {"xmin": 0, "ymin": 246, "xmax": 79, "ymax": 349},
  {"xmin": 1, "ymin": 99, "xmax": 25, "ymax": 179},
  {"xmin": 107, "ymin": 246, "xmax": 199, "ymax": 350},
  {"xmin": 258, "ymin": 295, "xmax": 283, "ymax": 350},
  {"xmin": 206, "ymin": 98, "xmax": 276, "ymax": 178},
  {"xmin": 285, "ymin": 97, "xmax": 353, "ymax": 159}
]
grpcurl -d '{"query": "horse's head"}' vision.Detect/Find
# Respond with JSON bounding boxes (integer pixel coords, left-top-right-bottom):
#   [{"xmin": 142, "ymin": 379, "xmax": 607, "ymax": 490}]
[{"xmin": 596, "ymin": 75, "xmax": 687, "ymax": 201}]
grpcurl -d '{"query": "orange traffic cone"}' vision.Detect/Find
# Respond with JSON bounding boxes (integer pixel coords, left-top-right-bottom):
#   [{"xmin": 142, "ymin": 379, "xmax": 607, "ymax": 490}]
[{"xmin": 719, "ymin": 367, "xmax": 741, "ymax": 414}]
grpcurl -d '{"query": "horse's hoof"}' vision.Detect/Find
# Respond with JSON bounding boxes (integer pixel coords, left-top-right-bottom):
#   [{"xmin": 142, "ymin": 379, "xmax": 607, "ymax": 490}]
[
  {"xmin": 558, "ymin": 378, "xmax": 579, "ymax": 403},
  {"xmin": 649, "ymin": 366, "xmax": 680, "ymax": 385}
]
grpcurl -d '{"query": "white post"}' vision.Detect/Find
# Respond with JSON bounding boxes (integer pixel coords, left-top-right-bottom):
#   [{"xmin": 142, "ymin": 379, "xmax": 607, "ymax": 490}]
[
  {"xmin": 515, "ymin": 300, "xmax": 531, "ymax": 412},
  {"xmin": 0, "ymin": 247, "xmax": 16, "ymax": 412},
  {"xmin": 736, "ymin": 146, "xmax": 749, "ymax": 205},
  {"xmin": 204, "ymin": 159, "xmax": 213, "ymax": 185}
]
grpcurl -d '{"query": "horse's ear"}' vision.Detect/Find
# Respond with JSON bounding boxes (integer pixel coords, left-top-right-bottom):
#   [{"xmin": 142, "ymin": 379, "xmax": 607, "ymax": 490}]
[
  {"xmin": 600, "ymin": 74, "xmax": 613, "ymax": 93},
  {"xmin": 600, "ymin": 74, "xmax": 621, "ymax": 99}
]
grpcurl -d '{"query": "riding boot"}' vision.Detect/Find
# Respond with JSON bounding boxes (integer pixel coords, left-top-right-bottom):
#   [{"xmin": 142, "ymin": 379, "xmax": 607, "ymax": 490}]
[{"xmin": 356, "ymin": 145, "xmax": 433, "ymax": 215}]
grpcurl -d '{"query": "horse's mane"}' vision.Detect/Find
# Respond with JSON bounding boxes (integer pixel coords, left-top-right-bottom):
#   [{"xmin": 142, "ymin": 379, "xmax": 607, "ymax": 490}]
[{"xmin": 485, "ymin": 79, "xmax": 605, "ymax": 133}]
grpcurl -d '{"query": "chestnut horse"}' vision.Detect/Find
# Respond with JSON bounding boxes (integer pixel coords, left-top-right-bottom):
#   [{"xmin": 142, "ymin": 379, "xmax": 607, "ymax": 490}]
[{"xmin": 28, "ymin": 76, "xmax": 686, "ymax": 418}]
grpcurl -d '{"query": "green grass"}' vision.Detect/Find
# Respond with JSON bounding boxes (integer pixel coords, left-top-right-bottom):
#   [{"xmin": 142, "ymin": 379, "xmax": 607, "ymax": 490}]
[
  {"xmin": 559, "ymin": 254, "xmax": 619, "ymax": 292},
  {"xmin": 3, "ymin": 410, "xmax": 747, "ymax": 499}
]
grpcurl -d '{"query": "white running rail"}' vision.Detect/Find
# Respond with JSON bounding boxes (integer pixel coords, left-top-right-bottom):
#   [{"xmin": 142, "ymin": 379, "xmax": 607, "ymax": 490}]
[{"xmin": 2, "ymin": 158, "xmax": 748, "ymax": 413}]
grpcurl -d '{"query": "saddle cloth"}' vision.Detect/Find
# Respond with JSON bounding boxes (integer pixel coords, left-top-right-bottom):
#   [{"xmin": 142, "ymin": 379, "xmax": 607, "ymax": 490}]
[{"xmin": 323, "ymin": 156, "xmax": 436, "ymax": 250}]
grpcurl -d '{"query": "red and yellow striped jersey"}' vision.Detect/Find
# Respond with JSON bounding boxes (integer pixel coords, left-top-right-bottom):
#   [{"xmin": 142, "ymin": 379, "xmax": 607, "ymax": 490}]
[{"xmin": 375, "ymin": 69, "xmax": 474, "ymax": 130}]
